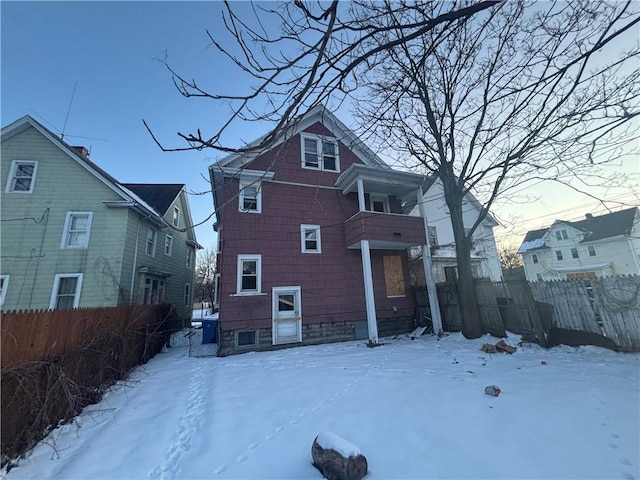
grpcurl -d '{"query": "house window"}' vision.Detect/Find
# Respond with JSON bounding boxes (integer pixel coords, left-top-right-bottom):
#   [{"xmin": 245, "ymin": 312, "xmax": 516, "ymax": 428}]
[
  {"xmin": 184, "ymin": 283, "xmax": 191, "ymax": 306},
  {"xmin": 239, "ymin": 180, "xmax": 261, "ymax": 213},
  {"xmin": 60, "ymin": 212, "xmax": 93, "ymax": 248},
  {"xmin": 571, "ymin": 248, "xmax": 579, "ymax": 259},
  {"xmin": 301, "ymin": 225, "xmax": 321, "ymax": 253},
  {"xmin": 186, "ymin": 248, "xmax": 193, "ymax": 269},
  {"xmin": 301, "ymin": 134, "xmax": 339, "ymax": 172},
  {"xmin": 235, "ymin": 330, "xmax": 259, "ymax": 348},
  {"xmin": 427, "ymin": 226, "xmax": 438, "ymax": 247},
  {"xmin": 49, "ymin": 274, "xmax": 83, "ymax": 309},
  {"xmin": 555, "ymin": 229, "xmax": 568, "ymax": 240},
  {"xmin": 383, "ymin": 255, "xmax": 405, "ymax": 297},
  {"xmin": 532, "ymin": 254, "xmax": 539, "ymax": 264},
  {"xmin": 237, "ymin": 255, "xmax": 262, "ymax": 294},
  {"xmin": 556, "ymin": 250, "xmax": 563, "ymax": 260},
  {"xmin": 370, "ymin": 195, "xmax": 389, "ymax": 213},
  {"xmin": 165, "ymin": 235, "xmax": 173, "ymax": 256},
  {"xmin": 172, "ymin": 206, "xmax": 180, "ymax": 227},
  {"xmin": 5, "ymin": 160, "xmax": 38, "ymax": 193},
  {"xmin": 143, "ymin": 278, "xmax": 165, "ymax": 304},
  {"xmin": 146, "ymin": 228, "xmax": 157, "ymax": 256},
  {"xmin": 588, "ymin": 245, "xmax": 597, "ymax": 256},
  {"xmin": 536, "ymin": 273, "xmax": 543, "ymax": 281},
  {"xmin": 213, "ymin": 273, "xmax": 220, "ymax": 307},
  {"xmin": 444, "ymin": 266, "xmax": 458, "ymax": 282},
  {"xmin": 0, "ymin": 275, "xmax": 9, "ymax": 306}
]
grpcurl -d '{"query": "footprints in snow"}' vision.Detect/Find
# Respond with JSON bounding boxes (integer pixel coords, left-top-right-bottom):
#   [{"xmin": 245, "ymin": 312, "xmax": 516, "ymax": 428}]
[{"xmin": 593, "ymin": 395, "xmax": 635, "ymax": 479}]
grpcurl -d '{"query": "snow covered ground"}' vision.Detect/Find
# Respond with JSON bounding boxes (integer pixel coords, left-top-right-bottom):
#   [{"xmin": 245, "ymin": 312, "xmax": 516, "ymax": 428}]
[{"xmin": 4, "ymin": 332, "xmax": 639, "ymax": 480}]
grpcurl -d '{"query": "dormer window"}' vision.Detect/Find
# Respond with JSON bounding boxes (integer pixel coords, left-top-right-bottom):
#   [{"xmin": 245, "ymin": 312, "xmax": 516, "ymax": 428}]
[
  {"xmin": 555, "ymin": 229, "xmax": 568, "ymax": 240},
  {"xmin": 301, "ymin": 134, "xmax": 339, "ymax": 172}
]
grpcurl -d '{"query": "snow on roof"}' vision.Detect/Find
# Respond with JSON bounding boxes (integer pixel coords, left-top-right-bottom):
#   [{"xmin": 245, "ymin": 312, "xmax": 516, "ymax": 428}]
[
  {"xmin": 316, "ymin": 431, "xmax": 361, "ymax": 457},
  {"xmin": 517, "ymin": 238, "xmax": 546, "ymax": 253}
]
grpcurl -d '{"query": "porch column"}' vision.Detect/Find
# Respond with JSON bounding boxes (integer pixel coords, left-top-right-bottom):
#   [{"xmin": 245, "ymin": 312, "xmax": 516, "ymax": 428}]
[
  {"xmin": 357, "ymin": 178, "xmax": 366, "ymax": 212},
  {"xmin": 417, "ymin": 187, "xmax": 444, "ymax": 335},
  {"xmin": 360, "ymin": 239, "xmax": 379, "ymax": 343}
]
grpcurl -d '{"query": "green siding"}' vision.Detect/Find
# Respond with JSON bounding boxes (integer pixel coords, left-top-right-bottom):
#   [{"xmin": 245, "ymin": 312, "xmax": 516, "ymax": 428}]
[{"xmin": 1, "ymin": 125, "xmax": 196, "ymax": 320}]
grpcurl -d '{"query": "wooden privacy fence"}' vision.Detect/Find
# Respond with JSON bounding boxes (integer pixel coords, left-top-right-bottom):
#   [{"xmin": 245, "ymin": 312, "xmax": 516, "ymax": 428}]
[
  {"xmin": 530, "ymin": 276, "xmax": 640, "ymax": 353},
  {"xmin": 434, "ymin": 276, "xmax": 640, "ymax": 352},
  {"xmin": 1, "ymin": 304, "xmax": 169, "ymax": 368}
]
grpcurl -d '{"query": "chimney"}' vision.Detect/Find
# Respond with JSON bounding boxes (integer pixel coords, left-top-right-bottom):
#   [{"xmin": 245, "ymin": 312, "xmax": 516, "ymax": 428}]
[
  {"xmin": 585, "ymin": 213, "xmax": 593, "ymax": 220},
  {"xmin": 72, "ymin": 146, "xmax": 89, "ymax": 159}
]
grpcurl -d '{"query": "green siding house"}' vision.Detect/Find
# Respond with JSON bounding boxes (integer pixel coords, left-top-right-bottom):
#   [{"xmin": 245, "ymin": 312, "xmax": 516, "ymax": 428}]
[{"xmin": 1, "ymin": 115, "xmax": 201, "ymax": 320}]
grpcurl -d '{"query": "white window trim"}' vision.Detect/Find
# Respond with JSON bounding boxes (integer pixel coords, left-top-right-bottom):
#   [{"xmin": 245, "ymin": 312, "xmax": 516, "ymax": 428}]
[
  {"xmin": 49, "ymin": 273, "xmax": 83, "ymax": 309},
  {"xmin": 300, "ymin": 133, "xmax": 340, "ymax": 173},
  {"xmin": 60, "ymin": 211, "xmax": 93, "ymax": 249},
  {"xmin": 146, "ymin": 228, "xmax": 157, "ymax": 257},
  {"xmin": 301, "ymin": 224, "xmax": 322, "ymax": 254},
  {"xmin": 0, "ymin": 275, "xmax": 9, "ymax": 306},
  {"xmin": 172, "ymin": 206, "xmax": 180, "ymax": 227},
  {"xmin": 165, "ymin": 234, "xmax": 173, "ymax": 256},
  {"xmin": 370, "ymin": 194, "xmax": 390, "ymax": 213},
  {"xmin": 236, "ymin": 254, "xmax": 262, "ymax": 295},
  {"xmin": 186, "ymin": 248, "xmax": 193, "ymax": 270},
  {"xmin": 239, "ymin": 179, "xmax": 262, "ymax": 213},
  {"xmin": 184, "ymin": 283, "xmax": 191, "ymax": 306},
  {"xmin": 5, "ymin": 160, "xmax": 38, "ymax": 194}
]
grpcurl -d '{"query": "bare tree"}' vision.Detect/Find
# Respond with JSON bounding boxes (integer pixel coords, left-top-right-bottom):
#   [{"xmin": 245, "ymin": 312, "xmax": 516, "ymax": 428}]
[
  {"xmin": 351, "ymin": 0, "xmax": 639, "ymax": 337},
  {"xmin": 499, "ymin": 244, "xmax": 524, "ymax": 271},
  {"xmin": 195, "ymin": 247, "xmax": 217, "ymax": 307},
  {"xmin": 150, "ymin": 0, "xmax": 639, "ymax": 339},
  {"xmin": 143, "ymin": 0, "xmax": 500, "ymax": 154}
]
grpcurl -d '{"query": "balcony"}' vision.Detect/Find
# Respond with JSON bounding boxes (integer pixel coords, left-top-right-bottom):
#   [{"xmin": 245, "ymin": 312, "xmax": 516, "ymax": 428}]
[{"xmin": 345, "ymin": 211, "xmax": 426, "ymax": 249}]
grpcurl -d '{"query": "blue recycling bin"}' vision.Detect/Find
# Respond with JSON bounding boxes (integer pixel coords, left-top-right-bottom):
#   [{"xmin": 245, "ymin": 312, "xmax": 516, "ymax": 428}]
[{"xmin": 202, "ymin": 319, "xmax": 218, "ymax": 344}]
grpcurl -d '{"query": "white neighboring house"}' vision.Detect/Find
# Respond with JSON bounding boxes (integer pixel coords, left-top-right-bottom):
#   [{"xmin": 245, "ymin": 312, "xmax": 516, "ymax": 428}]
[
  {"xmin": 518, "ymin": 207, "xmax": 640, "ymax": 281},
  {"xmin": 410, "ymin": 177, "xmax": 503, "ymax": 282}
]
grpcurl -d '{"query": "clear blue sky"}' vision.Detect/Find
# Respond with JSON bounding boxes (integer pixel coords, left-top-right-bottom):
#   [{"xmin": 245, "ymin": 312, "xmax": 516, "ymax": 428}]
[
  {"xmin": 1, "ymin": 1, "xmax": 266, "ymax": 250},
  {"xmin": 3, "ymin": 1, "xmax": 638, "ymax": 251}
]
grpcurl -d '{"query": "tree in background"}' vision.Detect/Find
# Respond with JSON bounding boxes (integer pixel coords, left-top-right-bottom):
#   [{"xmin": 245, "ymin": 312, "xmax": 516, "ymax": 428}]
[
  {"xmin": 149, "ymin": 0, "xmax": 639, "ymax": 339},
  {"xmin": 194, "ymin": 246, "xmax": 217, "ymax": 307}
]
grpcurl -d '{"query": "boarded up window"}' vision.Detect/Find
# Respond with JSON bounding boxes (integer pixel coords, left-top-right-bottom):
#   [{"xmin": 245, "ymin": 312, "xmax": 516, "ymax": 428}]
[{"xmin": 383, "ymin": 256, "xmax": 405, "ymax": 297}]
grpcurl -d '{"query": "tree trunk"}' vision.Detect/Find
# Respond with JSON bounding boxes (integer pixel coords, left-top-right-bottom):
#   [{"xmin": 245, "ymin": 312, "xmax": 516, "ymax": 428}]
[{"xmin": 442, "ymin": 176, "xmax": 483, "ymax": 339}]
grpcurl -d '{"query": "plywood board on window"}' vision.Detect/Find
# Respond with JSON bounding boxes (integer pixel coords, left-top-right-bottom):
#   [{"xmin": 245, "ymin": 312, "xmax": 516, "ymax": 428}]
[{"xmin": 383, "ymin": 255, "xmax": 405, "ymax": 297}]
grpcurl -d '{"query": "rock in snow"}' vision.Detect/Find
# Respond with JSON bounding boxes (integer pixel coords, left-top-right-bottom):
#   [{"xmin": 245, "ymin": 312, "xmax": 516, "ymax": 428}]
[{"xmin": 312, "ymin": 431, "xmax": 368, "ymax": 480}]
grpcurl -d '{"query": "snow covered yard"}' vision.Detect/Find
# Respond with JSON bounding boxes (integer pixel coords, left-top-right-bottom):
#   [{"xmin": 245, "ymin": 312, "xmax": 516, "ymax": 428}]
[{"xmin": 4, "ymin": 333, "xmax": 639, "ymax": 480}]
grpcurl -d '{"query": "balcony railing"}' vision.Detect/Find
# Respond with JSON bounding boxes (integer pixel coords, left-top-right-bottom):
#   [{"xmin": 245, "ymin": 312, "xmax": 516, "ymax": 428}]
[{"xmin": 345, "ymin": 211, "xmax": 426, "ymax": 249}]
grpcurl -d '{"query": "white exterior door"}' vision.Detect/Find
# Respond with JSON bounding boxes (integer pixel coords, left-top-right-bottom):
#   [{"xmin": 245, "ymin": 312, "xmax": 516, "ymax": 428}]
[{"xmin": 272, "ymin": 286, "xmax": 302, "ymax": 345}]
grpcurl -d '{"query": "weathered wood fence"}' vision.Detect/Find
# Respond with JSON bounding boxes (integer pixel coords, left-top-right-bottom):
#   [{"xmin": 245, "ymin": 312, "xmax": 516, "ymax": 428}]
[
  {"xmin": 530, "ymin": 276, "xmax": 640, "ymax": 352},
  {"xmin": 431, "ymin": 275, "xmax": 640, "ymax": 352},
  {"xmin": 1, "ymin": 304, "xmax": 175, "ymax": 368},
  {"xmin": 1, "ymin": 304, "xmax": 181, "ymax": 465}
]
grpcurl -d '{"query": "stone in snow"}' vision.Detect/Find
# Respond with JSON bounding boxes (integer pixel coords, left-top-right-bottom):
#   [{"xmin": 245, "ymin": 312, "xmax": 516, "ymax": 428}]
[{"xmin": 312, "ymin": 431, "xmax": 368, "ymax": 480}]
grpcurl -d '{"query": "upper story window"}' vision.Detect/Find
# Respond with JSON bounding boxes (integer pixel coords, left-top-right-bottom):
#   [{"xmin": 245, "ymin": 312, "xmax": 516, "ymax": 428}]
[
  {"xmin": 0, "ymin": 275, "xmax": 9, "ymax": 306},
  {"xmin": 146, "ymin": 228, "xmax": 157, "ymax": 256},
  {"xmin": 164, "ymin": 235, "xmax": 173, "ymax": 256},
  {"xmin": 61, "ymin": 212, "xmax": 93, "ymax": 249},
  {"xmin": 555, "ymin": 229, "xmax": 568, "ymax": 241},
  {"xmin": 370, "ymin": 195, "xmax": 389, "ymax": 213},
  {"xmin": 427, "ymin": 226, "xmax": 438, "ymax": 247},
  {"xmin": 588, "ymin": 245, "xmax": 597, "ymax": 256},
  {"xmin": 301, "ymin": 225, "xmax": 321, "ymax": 253},
  {"xmin": 186, "ymin": 248, "xmax": 193, "ymax": 269},
  {"xmin": 6, "ymin": 160, "xmax": 38, "ymax": 193},
  {"xmin": 49, "ymin": 273, "xmax": 83, "ymax": 309},
  {"xmin": 172, "ymin": 206, "xmax": 180, "ymax": 227},
  {"xmin": 301, "ymin": 134, "xmax": 340, "ymax": 172},
  {"xmin": 239, "ymin": 180, "xmax": 262, "ymax": 213},
  {"xmin": 237, "ymin": 254, "xmax": 262, "ymax": 294},
  {"xmin": 532, "ymin": 254, "xmax": 539, "ymax": 264},
  {"xmin": 556, "ymin": 250, "xmax": 563, "ymax": 261},
  {"xmin": 571, "ymin": 248, "xmax": 579, "ymax": 259}
]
